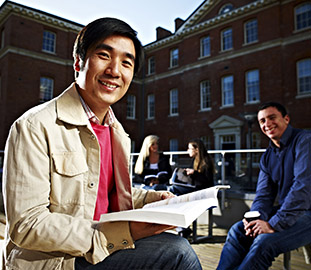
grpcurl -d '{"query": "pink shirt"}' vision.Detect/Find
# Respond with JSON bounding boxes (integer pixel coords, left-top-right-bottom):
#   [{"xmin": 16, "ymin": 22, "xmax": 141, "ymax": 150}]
[{"xmin": 91, "ymin": 122, "xmax": 115, "ymax": 221}]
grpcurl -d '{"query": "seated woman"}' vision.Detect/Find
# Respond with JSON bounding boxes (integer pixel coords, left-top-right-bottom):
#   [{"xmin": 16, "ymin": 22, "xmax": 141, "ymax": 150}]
[
  {"xmin": 134, "ymin": 135, "xmax": 172, "ymax": 191},
  {"xmin": 170, "ymin": 138, "xmax": 215, "ymax": 195}
]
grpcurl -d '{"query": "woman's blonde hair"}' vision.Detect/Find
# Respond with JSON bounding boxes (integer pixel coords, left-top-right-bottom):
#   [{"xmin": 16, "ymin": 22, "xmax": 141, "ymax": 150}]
[{"xmin": 134, "ymin": 135, "xmax": 159, "ymax": 174}]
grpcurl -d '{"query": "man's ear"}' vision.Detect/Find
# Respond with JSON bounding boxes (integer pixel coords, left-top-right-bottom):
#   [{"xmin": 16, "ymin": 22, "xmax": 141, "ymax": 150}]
[
  {"xmin": 74, "ymin": 56, "xmax": 81, "ymax": 72},
  {"xmin": 284, "ymin": 115, "xmax": 290, "ymax": 124}
]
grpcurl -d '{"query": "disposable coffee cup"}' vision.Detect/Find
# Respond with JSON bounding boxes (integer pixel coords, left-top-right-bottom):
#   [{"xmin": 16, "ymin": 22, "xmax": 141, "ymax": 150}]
[{"xmin": 244, "ymin": 211, "xmax": 261, "ymax": 222}]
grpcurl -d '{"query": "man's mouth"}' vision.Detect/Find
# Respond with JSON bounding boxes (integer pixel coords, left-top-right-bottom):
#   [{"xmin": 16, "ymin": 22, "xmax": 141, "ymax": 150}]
[
  {"xmin": 99, "ymin": 80, "xmax": 118, "ymax": 90},
  {"xmin": 265, "ymin": 127, "xmax": 275, "ymax": 133}
]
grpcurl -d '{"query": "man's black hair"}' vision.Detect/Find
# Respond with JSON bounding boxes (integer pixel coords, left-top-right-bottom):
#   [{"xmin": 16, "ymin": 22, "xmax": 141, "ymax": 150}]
[
  {"xmin": 73, "ymin": 17, "xmax": 144, "ymax": 75},
  {"xmin": 258, "ymin": 101, "xmax": 288, "ymax": 117}
]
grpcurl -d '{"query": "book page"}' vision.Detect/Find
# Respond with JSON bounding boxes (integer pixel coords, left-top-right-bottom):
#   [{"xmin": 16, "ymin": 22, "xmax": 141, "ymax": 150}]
[
  {"xmin": 143, "ymin": 185, "xmax": 229, "ymax": 209},
  {"xmin": 100, "ymin": 197, "xmax": 218, "ymax": 227}
]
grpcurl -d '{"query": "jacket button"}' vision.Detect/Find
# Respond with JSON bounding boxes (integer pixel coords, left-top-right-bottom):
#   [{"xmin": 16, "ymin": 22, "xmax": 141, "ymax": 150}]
[
  {"xmin": 122, "ymin": 240, "xmax": 128, "ymax": 245},
  {"xmin": 88, "ymin": 182, "xmax": 95, "ymax": 188},
  {"xmin": 91, "ymin": 135, "xmax": 96, "ymax": 140},
  {"xmin": 107, "ymin": 243, "xmax": 114, "ymax": 249}
]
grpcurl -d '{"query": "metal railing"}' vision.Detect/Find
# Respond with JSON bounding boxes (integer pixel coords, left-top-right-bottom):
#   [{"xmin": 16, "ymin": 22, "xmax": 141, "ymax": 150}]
[{"xmin": 130, "ymin": 149, "xmax": 266, "ymax": 209}]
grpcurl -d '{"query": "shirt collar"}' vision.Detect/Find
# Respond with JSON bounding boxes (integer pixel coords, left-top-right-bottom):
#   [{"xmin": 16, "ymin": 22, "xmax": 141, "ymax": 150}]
[
  {"xmin": 77, "ymin": 88, "xmax": 115, "ymax": 126},
  {"xmin": 269, "ymin": 125, "xmax": 293, "ymax": 149}
]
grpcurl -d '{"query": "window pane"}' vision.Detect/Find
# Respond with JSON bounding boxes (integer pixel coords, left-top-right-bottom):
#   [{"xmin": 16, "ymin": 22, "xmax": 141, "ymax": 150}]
[
  {"xmin": 245, "ymin": 19, "xmax": 258, "ymax": 44},
  {"xmin": 40, "ymin": 77, "xmax": 53, "ymax": 102},
  {"xmin": 246, "ymin": 70, "xmax": 260, "ymax": 102},
  {"xmin": 298, "ymin": 59, "xmax": 311, "ymax": 94},
  {"xmin": 42, "ymin": 30, "xmax": 56, "ymax": 53},
  {"xmin": 200, "ymin": 36, "xmax": 210, "ymax": 57},
  {"xmin": 222, "ymin": 76, "xmax": 234, "ymax": 106},
  {"xmin": 200, "ymin": 80, "xmax": 211, "ymax": 109},
  {"xmin": 148, "ymin": 56, "xmax": 155, "ymax": 74},
  {"xmin": 170, "ymin": 48, "xmax": 179, "ymax": 67},
  {"xmin": 147, "ymin": 94, "xmax": 155, "ymax": 119},
  {"xmin": 126, "ymin": 94, "xmax": 136, "ymax": 119},
  {"xmin": 222, "ymin": 28, "xmax": 232, "ymax": 51},
  {"xmin": 170, "ymin": 89, "xmax": 178, "ymax": 115},
  {"xmin": 296, "ymin": 3, "xmax": 311, "ymax": 30}
]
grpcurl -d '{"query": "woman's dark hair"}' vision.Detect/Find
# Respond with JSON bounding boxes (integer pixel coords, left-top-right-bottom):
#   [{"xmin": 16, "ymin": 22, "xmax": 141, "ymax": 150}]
[
  {"xmin": 73, "ymin": 17, "xmax": 144, "ymax": 76},
  {"xmin": 258, "ymin": 102, "xmax": 288, "ymax": 117},
  {"xmin": 188, "ymin": 138, "xmax": 215, "ymax": 173}
]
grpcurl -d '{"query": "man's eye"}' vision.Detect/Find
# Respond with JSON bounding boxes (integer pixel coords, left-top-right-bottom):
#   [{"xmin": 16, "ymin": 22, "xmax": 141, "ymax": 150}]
[{"xmin": 98, "ymin": 52, "xmax": 109, "ymax": 58}]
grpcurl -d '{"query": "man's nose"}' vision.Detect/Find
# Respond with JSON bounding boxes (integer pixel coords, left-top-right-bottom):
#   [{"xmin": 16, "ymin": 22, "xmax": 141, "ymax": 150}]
[{"xmin": 105, "ymin": 59, "xmax": 121, "ymax": 77}]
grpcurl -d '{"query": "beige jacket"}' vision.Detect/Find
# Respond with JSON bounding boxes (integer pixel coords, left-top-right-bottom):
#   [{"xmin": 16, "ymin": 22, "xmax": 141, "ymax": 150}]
[{"xmin": 2, "ymin": 84, "xmax": 160, "ymax": 270}]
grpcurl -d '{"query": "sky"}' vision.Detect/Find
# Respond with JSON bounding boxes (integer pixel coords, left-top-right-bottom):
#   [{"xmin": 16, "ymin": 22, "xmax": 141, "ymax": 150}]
[{"xmin": 0, "ymin": 0, "xmax": 204, "ymax": 45}]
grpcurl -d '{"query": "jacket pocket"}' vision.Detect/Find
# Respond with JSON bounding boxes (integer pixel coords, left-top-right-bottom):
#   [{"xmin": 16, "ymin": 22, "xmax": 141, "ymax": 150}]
[
  {"xmin": 6, "ymin": 246, "xmax": 63, "ymax": 270},
  {"xmin": 52, "ymin": 152, "xmax": 88, "ymax": 177},
  {"xmin": 50, "ymin": 152, "xmax": 89, "ymax": 212}
]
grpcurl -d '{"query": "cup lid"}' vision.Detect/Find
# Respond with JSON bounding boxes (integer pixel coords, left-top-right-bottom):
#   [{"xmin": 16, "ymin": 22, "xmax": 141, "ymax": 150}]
[{"xmin": 244, "ymin": 211, "xmax": 260, "ymax": 218}]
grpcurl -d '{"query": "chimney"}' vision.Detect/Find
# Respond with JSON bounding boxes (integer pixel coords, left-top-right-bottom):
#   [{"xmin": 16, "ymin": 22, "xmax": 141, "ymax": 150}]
[
  {"xmin": 175, "ymin": 18, "xmax": 184, "ymax": 32},
  {"xmin": 156, "ymin": 27, "xmax": 172, "ymax": 41}
]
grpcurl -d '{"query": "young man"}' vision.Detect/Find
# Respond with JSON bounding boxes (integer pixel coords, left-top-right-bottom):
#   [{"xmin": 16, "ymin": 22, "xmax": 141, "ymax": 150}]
[
  {"xmin": 2, "ymin": 18, "xmax": 202, "ymax": 270},
  {"xmin": 217, "ymin": 102, "xmax": 311, "ymax": 270}
]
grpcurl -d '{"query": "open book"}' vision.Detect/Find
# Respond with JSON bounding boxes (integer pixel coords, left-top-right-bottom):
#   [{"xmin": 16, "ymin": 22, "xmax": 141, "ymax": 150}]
[{"xmin": 100, "ymin": 185, "xmax": 230, "ymax": 228}]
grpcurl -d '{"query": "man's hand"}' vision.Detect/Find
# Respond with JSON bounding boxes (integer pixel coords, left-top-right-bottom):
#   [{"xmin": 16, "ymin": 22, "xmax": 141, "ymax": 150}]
[
  {"xmin": 243, "ymin": 219, "xmax": 275, "ymax": 238},
  {"xmin": 129, "ymin": 221, "xmax": 175, "ymax": 241}
]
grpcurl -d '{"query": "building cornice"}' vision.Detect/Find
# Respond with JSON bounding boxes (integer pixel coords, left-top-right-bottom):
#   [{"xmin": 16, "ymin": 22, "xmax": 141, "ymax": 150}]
[
  {"xmin": 145, "ymin": 0, "xmax": 278, "ymax": 52},
  {"xmin": 0, "ymin": 1, "xmax": 83, "ymax": 32}
]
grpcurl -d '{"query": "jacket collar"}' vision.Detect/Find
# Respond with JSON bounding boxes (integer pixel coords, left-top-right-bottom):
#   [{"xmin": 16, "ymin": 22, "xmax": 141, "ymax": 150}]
[{"xmin": 56, "ymin": 83, "xmax": 89, "ymax": 126}]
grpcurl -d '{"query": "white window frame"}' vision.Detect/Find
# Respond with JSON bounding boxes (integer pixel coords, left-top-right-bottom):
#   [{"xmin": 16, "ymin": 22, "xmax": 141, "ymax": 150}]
[
  {"xmin": 40, "ymin": 77, "xmax": 54, "ymax": 103},
  {"xmin": 221, "ymin": 28, "xmax": 233, "ymax": 51},
  {"xmin": 147, "ymin": 94, "xmax": 155, "ymax": 119},
  {"xmin": 126, "ymin": 94, "xmax": 136, "ymax": 119},
  {"xmin": 295, "ymin": 3, "xmax": 311, "ymax": 31},
  {"xmin": 148, "ymin": 56, "xmax": 155, "ymax": 75},
  {"xmin": 170, "ymin": 48, "xmax": 179, "ymax": 67},
  {"xmin": 170, "ymin": 89, "xmax": 178, "ymax": 116},
  {"xmin": 246, "ymin": 69, "xmax": 260, "ymax": 103},
  {"xmin": 244, "ymin": 19, "xmax": 258, "ymax": 44},
  {"xmin": 200, "ymin": 80, "xmax": 211, "ymax": 110},
  {"xmin": 200, "ymin": 36, "xmax": 210, "ymax": 57},
  {"xmin": 42, "ymin": 30, "xmax": 56, "ymax": 53},
  {"xmin": 221, "ymin": 75, "xmax": 234, "ymax": 107},
  {"xmin": 297, "ymin": 58, "xmax": 311, "ymax": 95}
]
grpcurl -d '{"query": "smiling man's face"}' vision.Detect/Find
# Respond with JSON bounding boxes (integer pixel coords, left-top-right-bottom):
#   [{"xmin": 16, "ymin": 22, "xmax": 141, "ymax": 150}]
[
  {"xmin": 75, "ymin": 34, "xmax": 135, "ymax": 120},
  {"xmin": 257, "ymin": 106, "xmax": 290, "ymax": 147}
]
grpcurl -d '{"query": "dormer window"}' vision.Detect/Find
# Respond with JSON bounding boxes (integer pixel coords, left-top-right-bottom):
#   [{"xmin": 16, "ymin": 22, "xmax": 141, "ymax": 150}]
[{"xmin": 219, "ymin": 4, "xmax": 234, "ymax": 15}]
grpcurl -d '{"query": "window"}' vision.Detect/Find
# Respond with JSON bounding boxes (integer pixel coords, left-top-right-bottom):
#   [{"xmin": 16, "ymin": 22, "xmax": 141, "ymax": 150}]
[
  {"xmin": 221, "ymin": 75, "xmax": 234, "ymax": 106},
  {"xmin": 219, "ymin": 4, "xmax": 234, "ymax": 15},
  {"xmin": 169, "ymin": 139, "xmax": 178, "ymax": 152},
  {"xmin": 40, "ymin": 77, "xmax": 54, "ymax": 103},
  {"xmin": 221, "ymin": 28, "xmax": 233, "ymax": 51},
  {"xmin": 297, "ymin": 58, "xmax": 311, "ymax": 94},
  {"xmin": 148, "ymin": 56, "xmax": 155, "ymax": 75},
  {"xmin": 200, "ymin": 136, "xmax": 211, "ymax": 150},
  {"xmin": 126, "ymin": 94, "xmax": 136, "ymax": 119},
  {"xmin": 295, "ymin": 3, "xmax": 311, "ymax": 30},
  {"xmin": 42, "ymin": 30, "xmax": 56, "ymax": 53},
  {"xmin": 170, "ymin": 89, "xmax": 178, "ymax": 116},
  {"xmin": 246, "ymin": 70, "xmax": 260, "ymax": 103},
  {"xmin": 252, "ymin": 132, "xmax": 261, "ymax": 164},
  {"xmin": 170, "ymin": 48, "xmax": 179, "ymax": 67},
  {"xmin": 245, "ymin": 19, "xmax": 258, "ymax": 44},
  {"xmin": 147, "ymin": 94, "xmax": 155, "ymax": 119},
  {"xmin": 200, "ymin": 36, "xmax": 210, "ymax": 57},
  {"xmin": 200, "ymin": 80, "xmax": 211, "ymax": 110},
  {"xmin": 1, "ymin": 28, "xmax": 4, "ymax": 49}
]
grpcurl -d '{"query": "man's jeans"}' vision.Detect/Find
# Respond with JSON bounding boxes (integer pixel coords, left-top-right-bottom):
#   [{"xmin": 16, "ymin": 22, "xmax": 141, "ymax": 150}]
[
  {"xmin": 75, "ymin": 232, "xmax": 202, "ymax": 270},
  {"xmin": 217, "ymin": 210, "xmax": 311, "ymax": 270}
]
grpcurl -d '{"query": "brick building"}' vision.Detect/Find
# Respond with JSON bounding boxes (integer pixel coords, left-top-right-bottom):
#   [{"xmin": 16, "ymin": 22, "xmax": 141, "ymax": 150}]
[
  {"xmin": 0, "ymin": 1, "xmax": 82, "ymax": 149},
  {"xmin": 113, "ymin": 0, "xmax": 311, "ymax": 154},
  {"xmin": 0, "ymin": 0, "xmax": 310, "ymax": 156}
]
